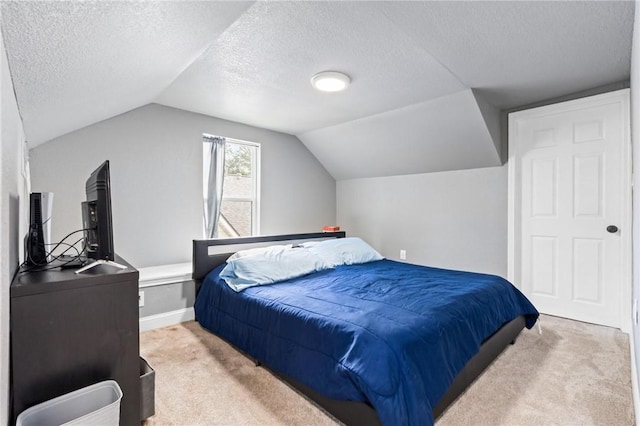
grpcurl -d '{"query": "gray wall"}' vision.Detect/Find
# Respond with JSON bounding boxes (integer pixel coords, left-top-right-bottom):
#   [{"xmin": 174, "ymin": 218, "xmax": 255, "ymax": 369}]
[
  {"xmin": 30, "ymin": 104, "xmax": 336, "ymax": 268},
  {"xmin": 139, "ymin": 281, "xmax": 195, "ymax": 318},
  {"xmin": 1, "ymin": 30, "xmax": 29, "ymax": 425},
  {"xmin": 337, "ymin": 165, "xmax": 508, "ymax": 277},
  {"xmin": 632, "ymin": 0, "xmax": 639, "ymax": 406}
]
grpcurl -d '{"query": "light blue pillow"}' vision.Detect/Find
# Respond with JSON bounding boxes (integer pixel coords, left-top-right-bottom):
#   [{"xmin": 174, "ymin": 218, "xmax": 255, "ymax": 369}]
[
  {"xmin": 221, "ymin": 246, "xmax": 330, "ymax": 292},
  {"xmin": 227, "ymin": 244, "xmax": 292, "ymax": 261},
  {"xmin": 301, "ymin": 237, "xmax": 383, "ymax": 267}
]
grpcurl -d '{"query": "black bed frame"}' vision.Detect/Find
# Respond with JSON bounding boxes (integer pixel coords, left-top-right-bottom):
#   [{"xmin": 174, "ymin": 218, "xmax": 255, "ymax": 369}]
[{"xmin": 192, "ymin": 232, "xmax": 525, "ymax": 424}]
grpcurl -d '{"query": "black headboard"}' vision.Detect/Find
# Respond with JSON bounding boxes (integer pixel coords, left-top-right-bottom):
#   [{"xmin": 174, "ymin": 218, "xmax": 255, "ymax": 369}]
[{"xmin": 192, "ymin": 231, "xmax": 346, "ymax": 284}]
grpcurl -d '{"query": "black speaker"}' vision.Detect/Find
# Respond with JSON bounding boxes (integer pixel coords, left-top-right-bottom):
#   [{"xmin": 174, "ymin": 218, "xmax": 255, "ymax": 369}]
[{"xmin": 24, "ymin": 192, "xmax": 53, "ymax": 266}]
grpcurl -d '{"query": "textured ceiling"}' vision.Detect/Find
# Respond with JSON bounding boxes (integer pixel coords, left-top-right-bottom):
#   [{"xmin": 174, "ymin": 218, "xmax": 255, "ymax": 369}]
[
  {"xmin": 1, "ymin": 1, "xmax": 634, "ymax": 180},
  {"xmin": 301, "ymin": 89, "xmax": 501, "ymax": 180},
  {"xmin": 0, "ymin": 1, "xmax": 253, "ymax": 146},
  {"xmin": 156, "ymin": 1, "xmax": 466, "ymax": 134}
]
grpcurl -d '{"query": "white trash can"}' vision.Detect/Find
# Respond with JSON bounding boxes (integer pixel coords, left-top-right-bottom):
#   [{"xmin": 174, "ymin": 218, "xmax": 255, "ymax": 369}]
[{"xmin": 16, "ymin": 380, "xmax": 122, "ymax": 426}]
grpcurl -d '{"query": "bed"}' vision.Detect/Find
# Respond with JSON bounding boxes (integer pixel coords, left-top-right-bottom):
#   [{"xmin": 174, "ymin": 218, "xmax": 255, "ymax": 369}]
[{"xmin": 192, "ymin": 232, "xmax": 538, "ymax": 425}]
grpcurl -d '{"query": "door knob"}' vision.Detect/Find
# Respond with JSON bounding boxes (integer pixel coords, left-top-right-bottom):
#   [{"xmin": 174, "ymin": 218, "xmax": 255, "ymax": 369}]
[{"xmin": 607, "ymin": 225, "xmax": 619, "ymax": 233}]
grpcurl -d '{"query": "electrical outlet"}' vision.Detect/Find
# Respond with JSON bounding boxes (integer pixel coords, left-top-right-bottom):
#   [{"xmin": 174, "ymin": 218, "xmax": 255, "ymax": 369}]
[
  {"xmin": 400, "ymin": 250, "xmax": 407, "ymax": 260},
  {"xmin": 139, "ymin": 291, "xmax": 145, "ymax": 308}
]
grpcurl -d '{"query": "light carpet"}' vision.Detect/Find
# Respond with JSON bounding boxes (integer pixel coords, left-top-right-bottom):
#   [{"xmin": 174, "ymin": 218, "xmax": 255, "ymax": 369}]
[{"xmin": 140, "ymin": 315, "xmax": 634, "ymax": 425}]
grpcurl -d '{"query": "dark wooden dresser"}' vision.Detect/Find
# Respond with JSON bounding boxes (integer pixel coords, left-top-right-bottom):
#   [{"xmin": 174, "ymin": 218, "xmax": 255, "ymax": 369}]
[{"xmin": 10, "ymin": 256, "xmax": 140, "ymax": 425}]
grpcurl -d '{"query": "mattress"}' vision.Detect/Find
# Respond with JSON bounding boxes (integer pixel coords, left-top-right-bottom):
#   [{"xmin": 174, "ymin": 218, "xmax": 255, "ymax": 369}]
[{"xmin": 195, "ymin": 259, "xmax": 538, "ymax": 426}]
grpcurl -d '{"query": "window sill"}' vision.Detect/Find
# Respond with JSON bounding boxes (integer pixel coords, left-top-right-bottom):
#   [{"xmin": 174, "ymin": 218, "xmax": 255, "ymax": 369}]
[{"xmin": 138, "ymin": 262, "xmax": 192, "ymax": 288}]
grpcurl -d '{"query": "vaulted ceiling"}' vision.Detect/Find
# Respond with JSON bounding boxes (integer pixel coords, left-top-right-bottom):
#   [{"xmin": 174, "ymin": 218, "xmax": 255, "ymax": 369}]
[{"xmin": 1, "ymin": 1, "xmax": 634, "ymax": 179}]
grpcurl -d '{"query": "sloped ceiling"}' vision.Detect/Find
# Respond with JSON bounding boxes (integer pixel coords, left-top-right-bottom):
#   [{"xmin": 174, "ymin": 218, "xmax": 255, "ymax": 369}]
[
  {"xmin": 0, "ymin": 1, "xmax": 253, "ymax": 146},
  {"xmin": 1, "ymin": 1, "xmax": 634, "ymax": 180}
]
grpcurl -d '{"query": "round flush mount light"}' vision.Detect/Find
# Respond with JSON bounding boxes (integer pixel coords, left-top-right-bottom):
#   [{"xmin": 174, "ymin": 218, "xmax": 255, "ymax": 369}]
[{"xmin": 311, "ymin": 71, "xmax": 351, "ymax": 92}]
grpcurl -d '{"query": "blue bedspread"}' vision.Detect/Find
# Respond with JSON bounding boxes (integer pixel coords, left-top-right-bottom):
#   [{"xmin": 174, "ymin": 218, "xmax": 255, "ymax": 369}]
[{"xmin": 195, "ymin": 259, "xmax": 538, "ymax": 425}]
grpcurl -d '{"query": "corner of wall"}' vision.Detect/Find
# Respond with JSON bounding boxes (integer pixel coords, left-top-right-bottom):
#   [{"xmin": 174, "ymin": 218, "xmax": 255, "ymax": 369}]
[
  {"xmin": 472, "ymin": 89, "xmax": 503, "ymax": 164},
  {"xmin": 0, "ymin": 23, "xmax": 30, "ymax": 425},
  {"xmin": 1, "ymin": 20, "xmax": 31, "ymax": 423},
  {"xmin": 630, "ymin": 0, "xmax": 640, "ymax": 422}
]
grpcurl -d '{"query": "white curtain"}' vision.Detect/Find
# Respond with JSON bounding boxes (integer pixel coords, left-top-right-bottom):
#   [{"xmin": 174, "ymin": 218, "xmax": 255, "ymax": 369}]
[{"xmin": 203, "ymin": 135, "xmax": 226, "ymax": 238}]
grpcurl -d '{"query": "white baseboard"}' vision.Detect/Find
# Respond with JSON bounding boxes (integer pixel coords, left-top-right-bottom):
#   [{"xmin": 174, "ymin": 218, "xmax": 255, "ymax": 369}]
[
  {"xmin": 139, "ymin": 308, "xmax": 195, "ymax": 332},
  {"xmin": 629, "ymin": 332, "xmax": 640, "ymax": 425}
]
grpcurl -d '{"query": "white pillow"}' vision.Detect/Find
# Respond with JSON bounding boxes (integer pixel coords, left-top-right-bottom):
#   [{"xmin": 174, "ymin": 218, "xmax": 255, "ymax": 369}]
[
  {"xmin": 227, "ymin": 244, "xmax": 293, "ymax": 262},
  {"xmin": 301, "ymin": 237, "xmax": 383, "ymax": 267},
  {"xmin": 221, "ymin": 246, "xmax": 330, "ymax": 292}
]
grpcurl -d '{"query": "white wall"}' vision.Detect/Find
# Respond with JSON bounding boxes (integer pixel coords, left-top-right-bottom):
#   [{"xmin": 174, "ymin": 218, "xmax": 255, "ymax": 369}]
[
  {"xmin": 1, "ymin": 28, "xmax": 29, "ymax": 425},
  {"xmin": 337, "ymin": 165, "xmax": 508, "ymax": 277},
  {"xmin": 631, "ymin": 0, "xmax": 640, "ymax": 410},
  {"xmin": 29, "ymin": 104, "xmax": 336, "ymax": 268}
]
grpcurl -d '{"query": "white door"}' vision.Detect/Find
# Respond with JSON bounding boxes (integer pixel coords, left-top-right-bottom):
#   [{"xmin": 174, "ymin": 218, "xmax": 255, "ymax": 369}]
[{"xmin": 508, "ymin": 90, "xmax": 630, "ymax": 329}]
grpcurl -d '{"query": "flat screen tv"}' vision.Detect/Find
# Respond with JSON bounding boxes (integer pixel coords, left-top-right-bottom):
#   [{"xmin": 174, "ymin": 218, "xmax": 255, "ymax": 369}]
[{"xmin": 82, "ymin": 160, "xmax": 114, "ymax": 261}]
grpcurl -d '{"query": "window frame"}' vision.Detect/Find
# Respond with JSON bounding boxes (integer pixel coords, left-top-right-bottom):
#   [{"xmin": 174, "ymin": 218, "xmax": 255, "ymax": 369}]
[{"xmin": 203, "ymin": 134, "xmax": 261, "ymax": 238}]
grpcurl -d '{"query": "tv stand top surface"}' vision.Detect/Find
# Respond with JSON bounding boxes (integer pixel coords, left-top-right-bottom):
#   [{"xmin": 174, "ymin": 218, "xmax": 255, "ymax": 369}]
[
  {"xmin": 11, "ymin": 254, "xmax": 137, "ymax": 298},
  {"xmin": 75, "ymin": 258, "xmax": 128, "ymax": 274}
]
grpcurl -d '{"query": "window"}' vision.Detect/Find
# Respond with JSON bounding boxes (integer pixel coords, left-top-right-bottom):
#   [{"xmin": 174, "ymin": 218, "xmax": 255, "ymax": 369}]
[{"xmin": 203, "ymin": 136, "xmax": 260, "ymax": 238}]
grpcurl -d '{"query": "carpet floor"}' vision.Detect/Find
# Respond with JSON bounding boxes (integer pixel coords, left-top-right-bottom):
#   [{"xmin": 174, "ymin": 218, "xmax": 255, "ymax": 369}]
[{"xmin": 140, "ymin": 315, "xmax": 634, "ymax": 425}]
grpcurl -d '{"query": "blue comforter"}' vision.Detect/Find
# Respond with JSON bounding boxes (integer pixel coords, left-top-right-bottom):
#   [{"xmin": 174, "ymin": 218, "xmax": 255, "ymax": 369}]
[{"xmin": 195, "ymin": 259, "xmax": 538, "ymax": 425}]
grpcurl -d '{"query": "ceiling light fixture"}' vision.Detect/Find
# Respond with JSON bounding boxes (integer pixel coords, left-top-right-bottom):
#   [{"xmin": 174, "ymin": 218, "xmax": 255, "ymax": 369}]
[{"xmin": 311, "ymin": 71, "xmax": 351, "ymax": 92}]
